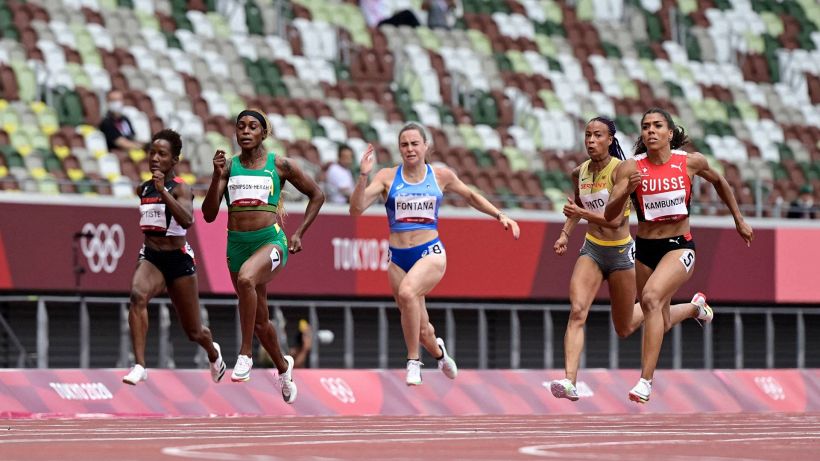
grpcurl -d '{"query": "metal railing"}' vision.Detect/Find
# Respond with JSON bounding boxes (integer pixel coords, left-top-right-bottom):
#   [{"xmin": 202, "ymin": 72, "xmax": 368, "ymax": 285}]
[{"xmin": 0, "ymin": 295, "xmax": 817, "ymax": 369}]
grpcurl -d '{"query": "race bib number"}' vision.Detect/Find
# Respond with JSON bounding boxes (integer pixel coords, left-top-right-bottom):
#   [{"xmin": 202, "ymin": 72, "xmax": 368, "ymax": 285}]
[
  {"xmin": 139, "ymin": 203, "xmax": 166, "ymax": 231},
  {"xmin": 228, "ymin": 175, "xmax": 272, "ymax": 206},
  {"xmin": 580, "ymin": 189, "xmax": 610, "ymax": 215},
  {"xmin": 627, "ymin": 241, "xmax": 635, "ymax": 264},
  {"xmin": 421, "ymin": 242, "xmax": 445, "ymax": 258},
  {"xmin": 679, "ymin": 249, "xmax": 695, "ymax": 273},
  {"xmin": 642, "ymin": 190, "xmax": 687, "ymax": 221},
  {"xmin": 395, "ymin": 195, "xmax": 437, "ymax": 223}
]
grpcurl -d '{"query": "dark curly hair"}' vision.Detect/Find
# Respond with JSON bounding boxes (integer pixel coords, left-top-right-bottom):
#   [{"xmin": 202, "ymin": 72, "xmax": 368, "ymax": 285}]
[{"xmin": 152, "ymin": 129, "xmax": 182, "ymax": 158}]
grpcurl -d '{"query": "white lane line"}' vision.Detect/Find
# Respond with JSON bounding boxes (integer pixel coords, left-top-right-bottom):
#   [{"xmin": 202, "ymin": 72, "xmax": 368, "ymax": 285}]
[{"xmin": 518, "ymin": 435, "xmax": 820, "ymax": 459}]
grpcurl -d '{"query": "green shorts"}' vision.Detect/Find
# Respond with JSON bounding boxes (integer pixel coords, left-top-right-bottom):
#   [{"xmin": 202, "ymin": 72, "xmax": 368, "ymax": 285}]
[{"xmin": 226, "ymin": 223, "xmax": 288, "ymax": 273}]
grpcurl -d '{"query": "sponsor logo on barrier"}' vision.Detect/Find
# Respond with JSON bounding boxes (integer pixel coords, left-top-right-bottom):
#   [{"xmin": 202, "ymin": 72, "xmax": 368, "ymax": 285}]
[
  {"xmin": 331, "ymin": 238, "xmax": 389, "ymax": 271},
  {"xmin": 320, "ymin": 377, "xmax": 356, "ymax": 403},
  {"xmin": 754, "ymin": 376, "xmax": 785, "ymax": 400},
  {"xmin": 80, "ymin": 223, "xmax": 125, "ymax": 273},
  {"xmin": 49, "ymin": 382, "xmax": 113, "ymax": 400}
]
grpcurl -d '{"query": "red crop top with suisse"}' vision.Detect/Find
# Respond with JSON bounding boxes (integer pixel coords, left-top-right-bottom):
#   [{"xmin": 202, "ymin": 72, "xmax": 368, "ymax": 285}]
[{"xmin": 630, "ymin": 149, "xmax": 691, "ymax": 223}]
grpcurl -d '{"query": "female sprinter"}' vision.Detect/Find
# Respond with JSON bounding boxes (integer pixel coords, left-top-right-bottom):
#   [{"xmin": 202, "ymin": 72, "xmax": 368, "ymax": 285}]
[
  {"xmin": 202, "ymin": 109, "xmax": 325, "ymax": 403},
  {"xmin": 604, "ymin": 108, "xmax": 753, "ymax": 403},
  {"xmin": 349, "ymin": 122, "xmax": 520, "ymax": 385}
]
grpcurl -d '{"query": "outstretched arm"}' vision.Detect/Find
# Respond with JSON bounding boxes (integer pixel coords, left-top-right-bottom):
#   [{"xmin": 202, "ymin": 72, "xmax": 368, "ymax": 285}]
[
  {"xmin": 438, "ymin": 167, "xmax": 520, "ymax": 239},
  {"xmin": 690, "ymin": 152, "xmax": 753, "ymax": 246},
  {"xmin": 277, "ymin": 155, "xmax": 325, "ymax": 253},
  {"xmin": 604, "ymin": 159, "xmax": 639, "ymax": 222}
]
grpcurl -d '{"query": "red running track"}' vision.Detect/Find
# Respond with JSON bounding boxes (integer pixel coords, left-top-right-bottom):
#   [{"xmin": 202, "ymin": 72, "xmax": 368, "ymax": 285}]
[{"xmin": 1, "ymin": 413, "xmax": 817, "ymax": 460}]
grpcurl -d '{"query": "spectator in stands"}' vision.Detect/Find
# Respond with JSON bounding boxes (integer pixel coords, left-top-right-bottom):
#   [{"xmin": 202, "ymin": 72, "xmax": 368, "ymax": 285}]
[
  {"xmin": 424, "ymin": 0, "xmax": 461, "ymax": 29},
  {"xmin": 605, "ymin": 108, "xmax": 753, "ymax": 404},
  {"xmin": 122, "ymin": 129, "xmax": 226, "ymax": 386},
  {"xmin": 202, "ymin": 109, "xmax": 325, "ymax": 404},
  {"xmin": 349, "ymin": 122, "xmax": 520, "ymax": 386},
  {"xmin": 361, "ymin": 0, "xmax": 421, "ymax": 27},
  {"xmin": 787, "ymin": 185, "xmax": 816, "ymax": 219},
  {"xmin": 324, "ymin": 145, "xmax": 356, "ymax": 204},
  {"xmin": 549, "ymin": 117, "xmax": 710, "ymax": 402},
  {"xmin": 99, "ymin": 90, "xmax": 145, "ymax": 151}
]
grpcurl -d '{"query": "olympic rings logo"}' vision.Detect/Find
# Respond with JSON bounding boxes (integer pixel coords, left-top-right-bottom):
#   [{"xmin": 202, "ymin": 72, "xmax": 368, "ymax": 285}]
[
  {"xmin": 754, "ymin": 376, "xmax": 786, "ymax": 401},
  {"xmin": 80, "ymin": 223, "xmax": 125, "ymax": 274},
  {"xmin": 319, "ymin": 377, "xmax": 356, "ymax": 404}
]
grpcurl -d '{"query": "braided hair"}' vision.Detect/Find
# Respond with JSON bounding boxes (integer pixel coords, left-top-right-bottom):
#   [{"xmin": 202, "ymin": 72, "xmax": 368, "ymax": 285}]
[{"xmin": 587, "ymin": 116, "xmax": 625, "ymax": 160}]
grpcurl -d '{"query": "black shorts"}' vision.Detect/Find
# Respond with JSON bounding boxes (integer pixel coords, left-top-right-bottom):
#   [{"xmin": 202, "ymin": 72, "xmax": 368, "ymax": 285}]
[
  {"xmin": 138, "ymin": 243, "xmax": 196, "ymax": 283},
  {"xmin": 635, "ymin": 234, "xmax": 696, "ymax": 270}
]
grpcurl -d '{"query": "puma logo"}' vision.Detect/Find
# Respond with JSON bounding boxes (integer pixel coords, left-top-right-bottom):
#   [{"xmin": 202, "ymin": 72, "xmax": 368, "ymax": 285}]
[
  {"xmin": 669, "ymin": 238, "xmax": 680, "ymax": 244},
  {"xmin": 670, "ymin": 163, "xmax": 683, "ymax": 172}
]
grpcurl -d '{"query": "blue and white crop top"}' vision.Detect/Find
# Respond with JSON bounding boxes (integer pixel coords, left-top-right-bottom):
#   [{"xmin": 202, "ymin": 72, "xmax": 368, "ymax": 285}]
[{"xmin": 385, "ymin": 164, "xmax": 443, "ymax": 233}]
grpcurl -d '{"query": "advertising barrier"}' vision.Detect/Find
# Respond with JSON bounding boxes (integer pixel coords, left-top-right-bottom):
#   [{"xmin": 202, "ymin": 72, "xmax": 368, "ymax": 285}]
[
  {"xmin": 1, "ymin": 198, "xmax": 818, "ymax": 303},
  {"xmin": 1, "ymin": 368, "xmax": 818, "ymax": 418}
]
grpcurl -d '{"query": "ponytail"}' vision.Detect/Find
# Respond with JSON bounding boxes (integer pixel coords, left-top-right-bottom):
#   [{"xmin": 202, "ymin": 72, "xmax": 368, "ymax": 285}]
[{"xmin": 633, "ymin": 107, "xmax": 689, "ymax": 155}]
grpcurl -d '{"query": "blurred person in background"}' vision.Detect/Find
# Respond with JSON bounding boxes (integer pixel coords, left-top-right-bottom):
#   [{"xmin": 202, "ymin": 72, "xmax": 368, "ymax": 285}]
[
  {"xmin": 787, "ymin": 185, "xmax": 816, "ymax": 219},
  {"xmin": 324, "ymin": 145, "xmax": 356, "ymax": 204},
  {"xmin": 99, "ymin": 90, "xmax": 146, "ymax": 151}
]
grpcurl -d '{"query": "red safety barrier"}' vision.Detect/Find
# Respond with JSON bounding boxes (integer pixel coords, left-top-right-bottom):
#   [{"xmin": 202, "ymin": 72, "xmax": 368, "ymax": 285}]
[{"xmin": 0, "ymin": 368, "xmax": 817, "ymax": 418}]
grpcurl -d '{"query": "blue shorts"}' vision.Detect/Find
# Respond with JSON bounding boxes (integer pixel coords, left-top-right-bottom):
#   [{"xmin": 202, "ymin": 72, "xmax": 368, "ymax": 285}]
[{"xmin": 388, "ymin": 238, "xmax": 445, "ymax": 273}]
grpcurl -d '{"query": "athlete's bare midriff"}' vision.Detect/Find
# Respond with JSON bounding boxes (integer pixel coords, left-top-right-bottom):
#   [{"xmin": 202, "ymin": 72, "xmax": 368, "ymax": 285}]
[
  {"xmin": 389, "ymin": 229, "xmax": 439, "ymax": 248},
  {"xmin": 228, "ymin": 210, "xmax": 278, "ymax": 232},
  {"xmin": 636, "ymin": 218, "xmax": 690, "ymax": 239}
]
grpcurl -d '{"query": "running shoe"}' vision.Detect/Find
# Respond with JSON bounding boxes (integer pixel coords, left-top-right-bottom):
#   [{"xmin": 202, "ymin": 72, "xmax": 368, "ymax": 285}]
[
  {"xmin": 406, "ymin": 359, "xmax": 423, "ymax": 386},
  {"xmin": 628, "ymin": 378, "xmax": 652, "ymax": 404},
  {"xmin": 279, "ymin": 355, "xmax": 297, "ymax": 404},
  {"xmin": 691, "ymin": 292, "xmax": 713, "ymax": 326},
  {"xmin": 550, "ymin": 378, "xmax": 580, "ymax": 401},
  {"xmin": 122, "ymin": 364, "xmax": 147, "ymax": 385},
  {"xmin": 209, "ymin": 342, "xmax": 226, "ymax": 383},
  {"xmin": 231, "ymin": 354, "xmax": 253, "ymax": 382},
  {"xmin": 436, "ymin": 337, "xmax": 458, "ymax": 379}
]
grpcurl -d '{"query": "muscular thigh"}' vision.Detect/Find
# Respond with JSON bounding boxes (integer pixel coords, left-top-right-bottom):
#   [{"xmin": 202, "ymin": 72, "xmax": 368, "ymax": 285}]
[
  {"xmin": 642, "ymin": 249, "xmax": 695, "ymax": 299},
  {"xmin": 237, "ymin": 243, "xmax": 286, "ymax": 286},
  {"xmin": 399, "ymin": 253, "xmax": 446, "ymax": 297},
  {"xmin": 569, "ymin": 256, "xmax": 604, "ymax": 307},
  {"xmin": 131, "ymin": 260, "xmax": 166, "ymax": 298}
]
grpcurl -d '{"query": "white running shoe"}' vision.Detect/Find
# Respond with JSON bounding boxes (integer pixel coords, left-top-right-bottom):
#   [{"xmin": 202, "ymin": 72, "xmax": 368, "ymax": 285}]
[
  {"xmin": 279, "ymin": 355, "xmax": 297, "ymax": 404},
  {"xmin": 406, "ymin": 359, "xmax": 423, "ymax": 386},
  {"xmin": 209, "ymin": 342, "xmax": 226, "ymax": 383},
  {"xmin": 122, "ymin": 364, "xmax": 147, "ymax": 385},
  {"xmin": 231, "ymin": 354, "xmax": 253, "ymax": 382},
  {"xmin": 550, "ymin": 378, "xmax": 580, "ymax": 401},
  {"xmin": 436, "ymin": 337, "xmax": 458, "ymax": 379},
  {"xmin": 628, "ymin": 378, "xmax": 652, "ymax": 404},
  {"xmin": 691, "ymin": 292, "xmax": 713, "ymax": 326}
]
